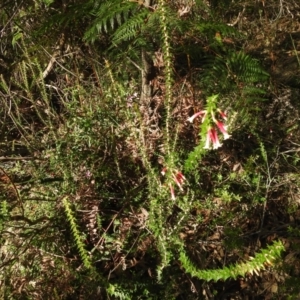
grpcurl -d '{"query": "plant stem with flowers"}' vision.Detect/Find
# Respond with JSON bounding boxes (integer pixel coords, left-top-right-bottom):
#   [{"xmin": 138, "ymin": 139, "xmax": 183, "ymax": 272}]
[
  {"xmin": 185, "ymin": 94, "xmax": 231, "ymax": 172},
  {"xmin": 161, "ymin": 167, "xmax": 186, "ymax": 200}
]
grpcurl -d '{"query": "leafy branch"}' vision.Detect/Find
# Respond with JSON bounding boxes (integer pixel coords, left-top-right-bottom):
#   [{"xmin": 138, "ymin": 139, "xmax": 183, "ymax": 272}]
[
  {"xmin": 180, "ymin": 240, "xmax": 284, "ymax": 281},
  {"xmin": 62, "ymin": 196, "xmax": 92, "ymax": 269}
]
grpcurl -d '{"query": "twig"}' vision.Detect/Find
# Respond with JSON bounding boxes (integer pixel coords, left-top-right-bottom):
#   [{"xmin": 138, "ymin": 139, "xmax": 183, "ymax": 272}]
[
  {"xmin": 227, "ymin": 6, "xmax": 245, "ymax": 26},
  {"xmin": 0, "ymin": 156, "xmax": 35, "ymax": 161},
  {"xmin": 0, "ymin": 166, "xmax": 24, "ymax": 213}
]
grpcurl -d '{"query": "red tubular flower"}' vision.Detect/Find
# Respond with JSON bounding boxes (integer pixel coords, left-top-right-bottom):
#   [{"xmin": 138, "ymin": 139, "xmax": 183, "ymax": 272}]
[
  {"xmin": 175, "ymin": 171, "xmax": 186, "ymax": 184},
  {"xmin": 169, "ymin": 184, "xmax": 176, "ymax": 201},
  {"xmin": 218, "ymin": 109, "xmax": 227, "ymax": 120},
  {"xmin": 215, "ymin": 120, "xmax": 231, "ymax": 140},
  {"xmin": 204, "ymin": 127, "xmax": 222, "ymax": 149},
  {"xmin": 210, "ymin": 128, "xmax": 222, "ymax": 149},
  {"xmin": 172, "ymin": 171, "xmax": 186, "ymax": 191},
  {"xmin": 161, "ymin": 167, "xmax": 167, "ymax": 176},
  {"xmin": 187, "ymin": 110, "xmax": 207, "ymax": 123},
  {"xmin": 161, "ymin": 167, "xmax": 186, "ymax": 199}
]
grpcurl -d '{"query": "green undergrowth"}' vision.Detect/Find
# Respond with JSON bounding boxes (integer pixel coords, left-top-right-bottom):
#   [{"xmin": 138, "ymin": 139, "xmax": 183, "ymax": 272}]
[{"xmin": 0, "ymin": 1, "xmax": 300, "ymax": 299}]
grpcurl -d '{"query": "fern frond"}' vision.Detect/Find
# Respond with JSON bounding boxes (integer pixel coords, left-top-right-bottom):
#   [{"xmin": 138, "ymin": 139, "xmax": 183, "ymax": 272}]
[
  {"xmin": 112, "ymin": 9, "xmax": 149, "ymax": 44},
  {"xmin": 242, "ymin": 85, "xmax": 267, "ymax": 96},
  {"xmin": 107, "ymin": 283, "xmax": 133, "ymax": 300},
  {"xmin": 196, "ymin": 22, "xmax": 241, "ymax": 38},
  {"xmin": 84, "ymin": 0, "xmax": 137, "ymax": 42},
  {"xmin": 228, "ymin": 52, "xmax": 269, "ymax": 83},
  {"xmin": 202, "ymin": 51, "xmax": 269, "ymax": 95},
  {"xmin": 180, "ymin": 240, "xmax": 284, "ymax": 281}
]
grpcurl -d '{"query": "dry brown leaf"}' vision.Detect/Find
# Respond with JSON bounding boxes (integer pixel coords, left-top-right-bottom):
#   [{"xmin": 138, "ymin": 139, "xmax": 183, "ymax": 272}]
[
  {"xmin": 240, "ymin": 279, "xmax": 248, "ymax": 289},
  {"xmin": 271, "ymin": 282, "xmax": 278, "ymax": 293},
  {"xmin": 207, "ymin": 232, "xmax": 220, "ymax": 241},
  {"xmin": 218, "ymin": 246, "xmax": 224, "ymax": 258}
]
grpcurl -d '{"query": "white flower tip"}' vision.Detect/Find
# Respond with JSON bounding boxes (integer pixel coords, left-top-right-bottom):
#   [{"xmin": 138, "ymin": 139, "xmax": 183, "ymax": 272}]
[
  {"xmin": 223, "ymin": 134, "xmax": 231, "ymax": 140},
  {"xmin": 213, "ymin": 143, "xmax": 223, "ymax": 149},
  {"xmin": 188, "ymin": 111, "xmax": 206, "ymax": 123}
]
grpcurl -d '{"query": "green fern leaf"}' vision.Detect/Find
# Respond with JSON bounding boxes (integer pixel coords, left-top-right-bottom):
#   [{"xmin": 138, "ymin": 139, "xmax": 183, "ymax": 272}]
[
  {"xmin": 84, "ymin": 0, "xmax": 137, "ymax": 42},
  {"xmin": 113, "ymin": 9, "xmax": 149, "ymax": 44}
]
